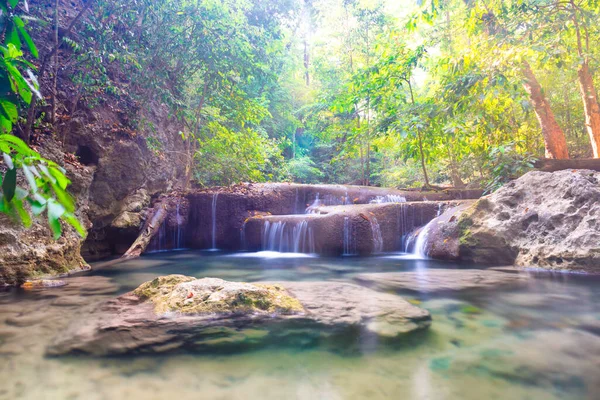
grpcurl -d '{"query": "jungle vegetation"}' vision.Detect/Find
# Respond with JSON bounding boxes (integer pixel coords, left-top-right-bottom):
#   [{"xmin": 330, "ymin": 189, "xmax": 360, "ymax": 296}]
[{"xmin": 1, "ymin": 0, "xmax": 600, "ymax": 230}]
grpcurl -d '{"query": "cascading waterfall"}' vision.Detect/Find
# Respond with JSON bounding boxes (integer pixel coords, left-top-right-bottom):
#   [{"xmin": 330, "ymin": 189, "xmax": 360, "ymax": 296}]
[
  {"xmin": 407, "ymin": 216, "xmax": 438, "ymax": 259},
  {"xmin": 262, "ymin": 220, "xmax": 315, "ymax": 253},
  {"xmin": 306, "ymin": 190, "xmax": 352, "ymax": 214},
  {"xmin": 371, "ymin": 195, "xmax": 407, "ymax": 204},
  {"xmin": 343, "ymin": 217, "xmax": 356, "ymax": 255},
  {"xmin": 173, "ymin": 200, "xmax": 184, "ymax": 249},
  {"xmin": 240, "ymin": 220, "xmax": 247, "ymax": 251},
  {"xmin": 370, "ymin": 216, "xmax": 384, "ymax": 254},
  {"xmin": 306, "ymin": 193, "xmax": 321, "ymax": 214},
  {"xmin": 210, "ymin": 193, "xmax": 219, "ymax": 250}
]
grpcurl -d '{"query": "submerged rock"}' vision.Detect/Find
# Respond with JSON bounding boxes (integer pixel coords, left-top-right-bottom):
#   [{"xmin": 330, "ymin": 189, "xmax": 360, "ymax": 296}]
[
  {"xmin": 46, "ymin": 275, "xmax": 431, "ymax": 356},
  {"xmin": 424, "ymin": 170, "xmax": 600, "ymax": 272},
  {"xmin": 430, "ymin": 329, "xmax": 600, "ymax": 397},
  {"xmin": 353, "ymin": 268, "xmax": 529, "ymax": 294},
  {"xmin": 20, "ymin": 280, "xmax": 68, "ymax": 289}
]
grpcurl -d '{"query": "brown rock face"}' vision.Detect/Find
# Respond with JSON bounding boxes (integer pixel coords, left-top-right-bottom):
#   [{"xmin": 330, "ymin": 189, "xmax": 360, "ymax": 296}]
[{"xmin": 424, "ymin": 170, "xmax": 600, "ymax": 272}]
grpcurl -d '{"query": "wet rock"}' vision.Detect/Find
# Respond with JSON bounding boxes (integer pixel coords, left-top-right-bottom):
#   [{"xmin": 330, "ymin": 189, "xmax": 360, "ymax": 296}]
[
  {"xmin": 243, "ymin": 201, "xmax": 468, "ymax": 255},
  {"xmin": 46, "ymin": 275, "xmax": 431, "ymax": 356},
  {"xmin": 0, "ymin": 150, "xmax": 93, "ymax": 286},
  {"xmin": 134, "ymin": 275, "xmax": 304, "ymax": 314},
  {"xmin": 424, "ymin": 170, "xmax": 600, "ymax": 272},
  {"xmin": 20, "ymin": 280, "xmax": 68, "ymax": 289},
  {"xmin": 353, "ymin": 269, "xmax": 529, "ymax": 294},
  {"xmin": 185, "ymin": 183, "xmax": 481, "ymax": 252}
]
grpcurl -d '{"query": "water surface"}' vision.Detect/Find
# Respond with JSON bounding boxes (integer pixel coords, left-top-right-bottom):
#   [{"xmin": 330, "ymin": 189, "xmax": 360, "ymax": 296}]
[{"xmin": 1, "ymin": 250, "xmax": 599, "ymax": 400}]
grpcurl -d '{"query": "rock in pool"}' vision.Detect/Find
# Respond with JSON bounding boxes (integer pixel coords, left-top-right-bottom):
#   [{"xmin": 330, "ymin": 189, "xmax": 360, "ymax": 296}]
[{"xmin": 46, "ymin": 275, "xmax": 431, "ymax": 356}]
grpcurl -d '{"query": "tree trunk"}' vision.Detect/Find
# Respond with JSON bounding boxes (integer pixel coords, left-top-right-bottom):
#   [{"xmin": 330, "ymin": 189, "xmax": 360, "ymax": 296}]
[
  {"xmin": 577, "ymin": 62, "xmax": 600, "ymax": 156},
  {"xmin": 51, "ymin": 0, "xmax": 59, "ymax": 124},
  {"xmin": 303, "ymin": 37, "xmax": 310, "ymax": 86},
  {"xmin": 570, "ymin": 0, "xmax": 600, "ymax": 157},
  {"xmin": 417, "ymin": 130, "xmax": 430, "ymax": 187},
  {"xmin": 521, "ymin": 60, "xmax": 569, "ymax": 159},
  {"xmin": 122, "ymin": 199, "xmax": 169, "ymax": 259},
  {"xmin": 534, "ymin": 158, "xmax": 600, "ymax": 172}
]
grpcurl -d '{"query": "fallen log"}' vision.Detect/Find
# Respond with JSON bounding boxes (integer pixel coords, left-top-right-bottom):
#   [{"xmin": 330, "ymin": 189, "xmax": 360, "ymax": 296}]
[
  {"xmin": 121, "ymin": 198, "xmax": 169, "ymax": 259},
  {"xmin": 534, "ymin": 158, "xmax": 600, "ymax": 172}
]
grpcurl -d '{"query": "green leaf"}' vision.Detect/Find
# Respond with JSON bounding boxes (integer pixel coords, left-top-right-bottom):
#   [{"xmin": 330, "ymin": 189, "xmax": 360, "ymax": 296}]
[
  {"xmin": 26, "ymin": 197, "xmax": 46, "ymax": 216},
  {"xmin": 63, "ymin": 212, "xmax": 86, "ymax": 237},
  {"xmin": 1, "ymin": 134, "xmax": 34, "ymax": 155},
  {"xmin": 5, "ymin": 23, "xmax": 22, "ymax": 51},
  {"xmin": 47, "ymin": 200, "xmax": 65, "ymax": 239},
  {"xmin": 49, "ymin": 167, "xmax": 71, "ymax": 190},
  {"xmin": 50, "ymin": 182, "xmax": 75, "ymax": 213},
  {"xmin": 14, "ymin": 17, "xmax": 38, "ymax": 58},
  {"xmin": 8, "ymin": 0, "xmax": 19, "ymax": 8},
  {"xmin": 22, "ymin": 164, "xmax": 38, "ymax": 191},
  {"xmin": 48, "ymin": 214, "xmax": 62, "ymax": 239},
  {"xmin": 2, "ymin": 168, "xmax": 17, "ymax": 201},
  {"xmin": 13, "ymin": 198, "xmax": 31, "ymax": 227},
  {"xmin": 0, "ymin": 99, "xmax": 18, "ymax": 123}
]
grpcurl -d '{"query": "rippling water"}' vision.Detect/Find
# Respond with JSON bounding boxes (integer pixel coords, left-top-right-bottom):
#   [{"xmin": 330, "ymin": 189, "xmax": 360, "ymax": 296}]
[{"xmin": 1, "ymin": 250, "xmax": 599, "ymax": 400}]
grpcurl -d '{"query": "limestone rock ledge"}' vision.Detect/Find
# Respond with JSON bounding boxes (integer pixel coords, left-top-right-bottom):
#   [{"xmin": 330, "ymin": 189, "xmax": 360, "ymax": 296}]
[
  {"xmin": 424, "ymin": 170, "xmax": 600, "ymax": 272},
  {"xmin": 46, "ymin": 275, "xmax": 431, "ymax": 356}
]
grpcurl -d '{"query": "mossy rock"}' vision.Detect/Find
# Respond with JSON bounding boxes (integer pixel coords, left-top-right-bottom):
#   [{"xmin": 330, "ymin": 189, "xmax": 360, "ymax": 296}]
[{"xmin": 133, "ymin": 275, "xmax": 304, "ymax": 315}]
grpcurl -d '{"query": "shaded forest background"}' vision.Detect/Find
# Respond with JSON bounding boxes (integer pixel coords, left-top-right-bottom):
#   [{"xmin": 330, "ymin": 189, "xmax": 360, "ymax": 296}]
[{"xmin": 7, "ymin": 0, "xmax": 600, "ymax": 194}]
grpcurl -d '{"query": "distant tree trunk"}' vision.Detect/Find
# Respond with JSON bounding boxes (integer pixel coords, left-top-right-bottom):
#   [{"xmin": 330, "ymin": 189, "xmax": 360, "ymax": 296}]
[
  {"xmin": 576, "ymin": 62, "xmax": 600, "ymax": 157},
  {"xmin": 417, "ymin": 130, "xmax": 430, "ymax": 188},
  {"xmin": 446, "ymin": 145, "xmax": 465, "ymax": 188},
  {"xmin": 51, "ymin": 0, "xmax": 59, "ymax": 124},
  {"xmin": 571, "ymin": 1, "xmax": 600, "ymax": 157},
  {"xmin": 303, "ymin": 37, "xmax": 310, "ymax": 86},
  {"xmin": 521, "ymin": 60, "xmax": 569, "ymax": 159}
]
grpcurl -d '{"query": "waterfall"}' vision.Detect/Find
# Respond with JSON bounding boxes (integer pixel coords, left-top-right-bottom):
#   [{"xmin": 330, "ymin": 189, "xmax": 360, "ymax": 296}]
[
  {"xmin": 240, "ymin": 220, "xmax": 247, "ymax": 251},
  {"xmin": 262, "ymin": 220, "xmax": 315, "ymax": 253},
  {"xmin": 210, "ymin": 193, "xmax": 218, "ymax": 250},
  {"xmin": 343, "ymin": 217, "xmax": 356, "ymax": 256},
  {"xmin": 371, "ymin": 194, "xmax": 407, "ymax": 204},
  {"xmin": 174, "ymin": 200, "xmax": 184, "ymax": 249},
  {"xmin": 305, "ymin": 193, "xmax": 321, "ymax": 214},
  {"xmin": 410, "ymin": 218, "xmax": 437, "ymax": 258},
  {"xmin": 370, "ymin": 216, "xmax": 384, "ymax": 254}
]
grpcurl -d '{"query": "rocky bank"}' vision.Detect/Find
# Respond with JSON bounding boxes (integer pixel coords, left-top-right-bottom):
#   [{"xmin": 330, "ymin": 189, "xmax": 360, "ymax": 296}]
[{"xmin": 423, "ymin": 170, "xmax": 600, "ymax": 272}]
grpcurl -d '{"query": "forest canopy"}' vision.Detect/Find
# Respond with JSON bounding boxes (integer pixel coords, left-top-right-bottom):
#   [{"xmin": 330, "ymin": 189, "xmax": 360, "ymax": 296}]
[{"xmin": 3, "ymin": 0, "xmax": 600, "ymax": 196}]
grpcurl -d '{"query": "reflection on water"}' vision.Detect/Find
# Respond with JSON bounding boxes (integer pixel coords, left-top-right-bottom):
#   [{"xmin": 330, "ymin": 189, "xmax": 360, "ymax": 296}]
[{"xmin": 0, "ymin": 250, "xmax": 599, "ymax": 400}]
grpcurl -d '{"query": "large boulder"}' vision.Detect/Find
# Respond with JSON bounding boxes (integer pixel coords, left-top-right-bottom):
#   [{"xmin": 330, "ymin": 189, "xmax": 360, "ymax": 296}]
[
  {"xmin": 424, "ymin": 170, "xmax": 600, "ymax": 272},
  {"xmin": 46, "ymin": 275, "xmax": 431, "ymax": 356}
]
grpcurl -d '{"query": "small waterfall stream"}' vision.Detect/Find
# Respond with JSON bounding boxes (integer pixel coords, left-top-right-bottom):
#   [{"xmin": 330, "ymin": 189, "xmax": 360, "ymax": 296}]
[
  {"xmin": 370, "ymin": 217, "xmax": 384, "ymax": 254},
  {"xmin": 407, "ymin": 217, "xmax": 438, "ymax": 259},
  {"xmin": 262, "ymin": 220, "xmax": 315, "ymax": 253},
  {"xmin": 343, "ymin": 217, "xmax": 356, "ymax": 256},
  {"xmin": 210, "ymin": 193, "xmax": 219, "ymax": 250}
]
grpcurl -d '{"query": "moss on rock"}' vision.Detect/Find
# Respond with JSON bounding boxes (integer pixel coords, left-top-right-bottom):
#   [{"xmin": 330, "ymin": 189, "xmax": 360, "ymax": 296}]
[{"xmin": 133, "ymin": 275, "xmax": 304, "ymax": 315}]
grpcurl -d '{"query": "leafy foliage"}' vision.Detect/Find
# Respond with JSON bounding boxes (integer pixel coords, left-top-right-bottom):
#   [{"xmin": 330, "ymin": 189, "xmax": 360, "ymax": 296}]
[{"xmin": 0, "ymin": 0, "xmax": 84, "ymax": 238}]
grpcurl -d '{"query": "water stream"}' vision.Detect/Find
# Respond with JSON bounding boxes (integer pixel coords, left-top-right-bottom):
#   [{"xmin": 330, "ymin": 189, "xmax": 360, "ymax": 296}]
[
  {"xmin": 1, "ymin": 251, "xmax": 599, "ymax": 399},
  {"xmin": 262, "ymin": 220, "xmax": 315, "ymax": 254}
]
